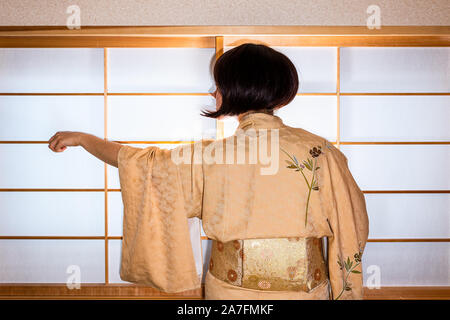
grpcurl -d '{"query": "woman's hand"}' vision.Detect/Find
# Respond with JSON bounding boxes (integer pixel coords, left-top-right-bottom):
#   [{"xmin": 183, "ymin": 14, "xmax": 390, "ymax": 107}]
[
  {"xmin": 48, "ymin": 131, "xmax": 84, "ymax": 152},
  {"xmin": 48, "ymin": 131, "xmax": 123, "ymax": 167}
]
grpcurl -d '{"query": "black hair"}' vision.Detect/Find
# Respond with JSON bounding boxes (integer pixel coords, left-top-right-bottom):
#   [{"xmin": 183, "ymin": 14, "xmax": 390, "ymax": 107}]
[{"xmin": 202, "ymin": 43, "xmax": 299, "ymax": 118}]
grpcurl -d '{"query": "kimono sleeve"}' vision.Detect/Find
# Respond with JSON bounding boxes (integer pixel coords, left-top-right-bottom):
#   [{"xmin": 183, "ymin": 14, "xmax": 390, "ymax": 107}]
[
  {"xmin": 117, "ymin": 144, "xmax": 203, "ymax": 293},
  {"xmin": 319, "ymin": 142, "xmax": 369, "ymax": 300}
]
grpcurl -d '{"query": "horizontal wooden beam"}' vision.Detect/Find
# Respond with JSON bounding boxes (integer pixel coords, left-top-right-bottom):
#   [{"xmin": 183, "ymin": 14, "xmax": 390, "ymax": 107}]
[
  {"xmin": 0, "ymin": 189, "xmax": 106, "ymax": 192},
  {"xmin": 0, "ymin": 93, "xmax": 104, "ymax": 96},
  {"xmin": 0, "ymin": 26, "xmax": 448, "ymax": 47},
  {"xmin": 362, "ymin": 190, "xmax": 450, "ymax": 194},
  {"xmin": 3, "ymin": 35, "xmax": 449, "ymax": 47},
  {"xmin": 340, "ymin": 92, "xmax": 450, "ymax": 96},
  {"xmin": 363, "ymin": 286, "xmax": 450, "ymax": 300},
  {"xmin": 1, "ymin": 141, "xmax": 449, "ymax": 145},
  {"xmin": 1, "ymin": 236, "xmax": 448, "ymax": 243},
  {"xmin": 0, "ymin": 141, "xmax": 194, "ymax": 144},
  {"xmin": 0, "ymin": 36, "xmax": 215, "ymax": 48},
  {"xmin": 0, "ymin": 236, "xmax": 106, "ymax": 240},
  {"xmin": 200, "ymin": 237, "xmax": 450, "ymax": 243},
  {"xmin": 340, "ymin": 142, "xmax": 450, "ymax": 145},
  {"xmin": 367, "ymin": 238, "xmax": 450, "ymax": 243},
  {"xmin": 0, "ymin": 236, "xmax": 123, "ymax": 240},
  {"xmin": 0, "ymin": 92, "xmax": 448, "ymax": 96},
  {"xmin": 0, "ymin": 26, "xmax": 448, "ymax": 36},
  {"xmin": 0, "ymin": 189, "xmax": 448, "ymax": 193},
  {"xmin": 224, "ymin": 35, "xmax": 450, "ymax": 47},
  {"xmin": 0, "ymin": 283, "xmax": 202, "ymax": 300},
  {"xmin": 0, "ymin": 283, "xmax": 447, "ymax": 300}
]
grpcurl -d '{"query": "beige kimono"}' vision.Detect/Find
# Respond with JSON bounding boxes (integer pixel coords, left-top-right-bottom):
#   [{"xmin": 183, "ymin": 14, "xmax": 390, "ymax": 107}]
[{"xmin": 117, "ymin": 112, "xmax": 369, "ymax": 300}]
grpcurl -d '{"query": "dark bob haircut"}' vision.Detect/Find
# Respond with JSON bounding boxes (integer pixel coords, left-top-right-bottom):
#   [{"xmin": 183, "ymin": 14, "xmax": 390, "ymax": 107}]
[{"xmin": 202, "ymin": 43, "xmax": 299, "ymax": 118}]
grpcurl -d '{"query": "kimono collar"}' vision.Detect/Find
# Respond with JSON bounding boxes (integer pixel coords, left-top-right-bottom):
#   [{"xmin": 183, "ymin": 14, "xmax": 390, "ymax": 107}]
[{"xmin": 236, "ymin": 111, "xmax": 285, "ymax": 131}]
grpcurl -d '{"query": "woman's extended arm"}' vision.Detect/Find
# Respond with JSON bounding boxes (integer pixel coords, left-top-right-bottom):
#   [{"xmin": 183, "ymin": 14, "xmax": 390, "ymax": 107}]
[{"xmin": 48, "ymin": 131, "xmax": 123, "ymax": 168}]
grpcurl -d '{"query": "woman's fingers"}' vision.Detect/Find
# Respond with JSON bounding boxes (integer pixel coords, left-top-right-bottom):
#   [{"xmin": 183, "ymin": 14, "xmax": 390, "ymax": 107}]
[
  {"xmin": 48, "ymin": 132, "xmax": 60, "ymax": 146},
  {"xmin": 49, "ymin": 137, "xmax": 60, "ymax": 152},
  {"xmin": 53, "ymin": 139, "xmax": 66, "ymax": 152},
  {"xmin": 48, "ymin": 137, "xmax": 55, "ymax": 151},
  {"xmin": 48, "ymin": 131, "xmax": 81, "ymax": 152},
  {"xmin": 48, "ymin": 134, "xmax": 55, "ymax": 145},
  {"xmin": 48, "ymin": 132, "xmax": 65, "ymax": 152}
]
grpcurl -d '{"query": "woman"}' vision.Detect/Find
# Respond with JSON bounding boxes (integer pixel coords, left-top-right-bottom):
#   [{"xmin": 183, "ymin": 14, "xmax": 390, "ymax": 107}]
[{"xmin": 48, "ymin": 43, "xmax": 369, "ymax": 300}]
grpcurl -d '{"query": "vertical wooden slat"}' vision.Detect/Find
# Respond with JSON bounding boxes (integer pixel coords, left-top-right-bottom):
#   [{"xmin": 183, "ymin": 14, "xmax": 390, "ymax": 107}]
[
  {"xmin": 327, "ymin": 47, "xmax": 341, "ymax": 299},
  {"xmin": 336, "ymin": 47, "xmax": 341, "ymax": 149},
  {"xmin": 198, "ymin": 35, "xmax": 226, "ymax": 284},
  {"xmin": 103, "ymin": 48, "xmax": 109, "ymax": 284},
  {"xmin": 215, "ymin": 36, "xmax": 225, "ymax": 140}
]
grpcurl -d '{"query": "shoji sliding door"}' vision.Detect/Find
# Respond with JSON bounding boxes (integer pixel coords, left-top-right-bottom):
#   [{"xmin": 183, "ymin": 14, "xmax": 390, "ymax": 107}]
[
  {"xmin": 0, "ymin": 45, "xmax": 216, "ymax": 292},
  {"xmin": 339, "ymin": 47, "xmax": 450, "ymax": 286},
  {"xmin": 0, "ymin": 48, "xmax": 106, "ymax": 284},
  {"xmin": 215, "ymin": 41, "xmax": 450, "ymax": 290},
  {"xmin": 0, "ymin": 28, "xmax": 448, "ymax": 298},
  {"xmin": 106, "ymin": 47, "xmax": 216, "ymax": 285}
]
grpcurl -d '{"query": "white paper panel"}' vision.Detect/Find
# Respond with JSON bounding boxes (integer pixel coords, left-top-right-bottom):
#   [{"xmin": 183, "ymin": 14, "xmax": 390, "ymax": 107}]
[
  {"xmin": 108, "ymin": 96, "xmax": 216, "ymax": 141},
  {"xmin": 362, "ymin": 242, "xmax": 450, "ymax": 286},
  {"xmin": 0, "ymin": 192, "xmax": 104, "ymax": 236},
  {"xmin": 340, "ymin": 47, "xmax": 450, "ymax": 93},
  {"xmin": 108, "ymin": 192, "xmax": 123, "ymax": 237},
  {"xmin": 274, "ymin": 47, "xmax": 337, "ymax": 93},
  {"xmin": 365, "ymin": 194, "xmax": 450, "ymax": 239},
  {"xmin": 0, "ymin": 48, "xmax": 104, "ymax": 93},
  {"xmin": 201, "ymin": 239, "xmax": 212, "ymax": 283},
  {"xmin": 276, "ymin": 96, "xmax": 337, "ymax": 141},
  {"xmin": 220, "ymin": 96, "xmax": 337, "ymax": 140},
  {"xmin": 108, "ymin": 240, "xmax": 130, "ymax": 284},
  {"xmin": 200, "ymin": 222, "xmax": 207, "ymax": 237},
  {"xmin": 341, "ymin": 145, "xmax": 450, "ymax": 190},
  {"xmin": 108, "ymin": 48, "xmax": 215, "ymax": 93},
  {"xmin": 0, "ymin": 240, "xmax": 104, "ymax": 283},
  {"xmin": 340, "ymin": 96, "xmax": 450, "ymax": 142},
  {"xmin": 107, "ymin": 143, "xmax": 183, "ymax": 189},
  {"xmin": 224, "ymin": 46, "xmax": 337, "ymax": 93},
  {"xmin": 0, "ymin": 96, "xmax": 104, "ymax": 141},
  {"xmin": 0, "ymin": 144, "xmax": 104, "ymax": 188},
  {"xmin": 221, "ymin": 117, "xmax": 239, "ymax": 138},
  {"xmin": 109, "ymin": 219, "xmax": 203, "ymax": 283},
  {"xmin": 189, "ymin": 217, "xmax": 204, "ymax": 280}
]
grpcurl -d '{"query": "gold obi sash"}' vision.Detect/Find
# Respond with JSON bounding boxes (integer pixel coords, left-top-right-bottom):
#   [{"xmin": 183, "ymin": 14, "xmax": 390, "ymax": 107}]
[{"xmin": 209, "ymin": 237, "xmax": 328, "ymax": 292}]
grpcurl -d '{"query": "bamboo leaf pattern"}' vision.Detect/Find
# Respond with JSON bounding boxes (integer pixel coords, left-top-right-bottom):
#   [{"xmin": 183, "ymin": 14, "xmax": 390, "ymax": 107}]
[
  {"xmin": 303, "ymin": 160, "xmax": 312, "ymax": 171},
  {"xmin": 334, "ymin": 245, "xmax": 364, "ymax": 300},
  {"xmin": 281, "ymin": 146, "xmax": 323, "ymax": 226}
]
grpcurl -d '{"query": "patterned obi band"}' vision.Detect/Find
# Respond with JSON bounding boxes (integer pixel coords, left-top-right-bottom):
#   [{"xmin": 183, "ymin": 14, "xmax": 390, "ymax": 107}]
[{"xmin": 208, "ymin": 237, "xmax": 328, "ymax": 292}]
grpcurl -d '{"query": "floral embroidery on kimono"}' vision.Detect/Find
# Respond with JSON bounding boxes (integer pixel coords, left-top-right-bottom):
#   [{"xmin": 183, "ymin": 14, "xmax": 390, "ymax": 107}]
[{"xmin": 282, "ymin": 146, "xmax": 324, "ymax": 226}]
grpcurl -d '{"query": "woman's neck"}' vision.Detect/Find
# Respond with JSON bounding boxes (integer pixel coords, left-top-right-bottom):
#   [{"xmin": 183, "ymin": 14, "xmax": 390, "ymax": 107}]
[{"xmin": 237, "ymin": 109, "xmax": 274, "ymax": 121}]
